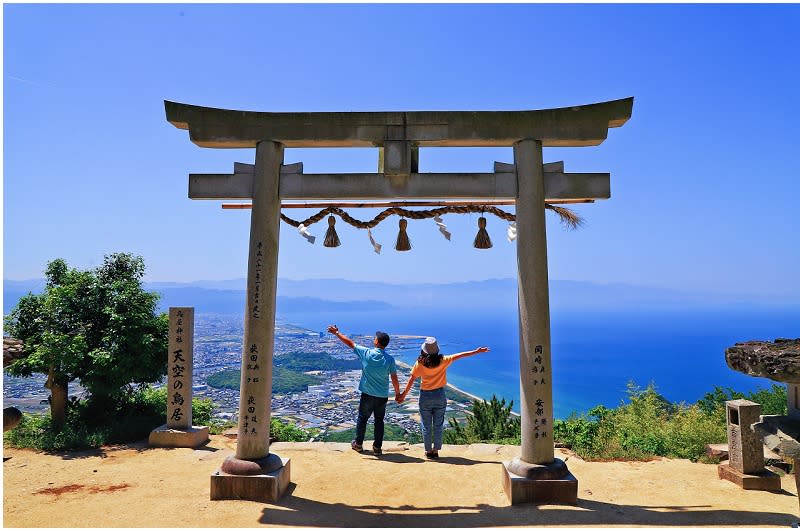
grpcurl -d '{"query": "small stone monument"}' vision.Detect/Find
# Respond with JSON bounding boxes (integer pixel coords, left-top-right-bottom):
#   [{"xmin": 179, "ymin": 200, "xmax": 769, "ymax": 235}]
[
  {"xmin": 149, "ymin": 307, "xmax": 209, "ymax": 448},
  {"xmin": 717, "ymin": 399, "xmax": 780, "ymax": 490}
]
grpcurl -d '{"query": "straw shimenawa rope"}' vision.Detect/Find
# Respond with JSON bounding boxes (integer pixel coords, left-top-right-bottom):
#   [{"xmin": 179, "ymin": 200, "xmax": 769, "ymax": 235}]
[{"xmin": 279, "ymin": 204, "xmax": 583, "ymax": 231}]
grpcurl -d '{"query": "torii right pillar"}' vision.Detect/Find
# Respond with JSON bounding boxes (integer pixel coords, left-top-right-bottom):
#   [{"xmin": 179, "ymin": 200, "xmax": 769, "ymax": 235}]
[{"xmin": 502, "ymin": 138, "xmax": 578, "ymax": 504}]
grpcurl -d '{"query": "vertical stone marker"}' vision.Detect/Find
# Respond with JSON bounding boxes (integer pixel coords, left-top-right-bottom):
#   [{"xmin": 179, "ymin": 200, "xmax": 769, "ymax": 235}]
[
  {"xmin": 210, "ymin": 141, "xmax": 291, "ymax": 503},
  {"xmin": 718, "ymin": 399, "xmax": 780, "ymax": 491},
  {"xmin": 501, "ymin": 139, "xmax": 577, "ymax": 505},
  {"xmin": 149, "ymin": 307, "xmax": 209, "ymax": 448}
]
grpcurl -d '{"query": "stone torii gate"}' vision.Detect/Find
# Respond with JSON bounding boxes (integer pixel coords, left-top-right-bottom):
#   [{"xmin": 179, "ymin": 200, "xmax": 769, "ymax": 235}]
[{"xmin": 165, "ymin": 97, "xmax": 633, "ymax": 504}]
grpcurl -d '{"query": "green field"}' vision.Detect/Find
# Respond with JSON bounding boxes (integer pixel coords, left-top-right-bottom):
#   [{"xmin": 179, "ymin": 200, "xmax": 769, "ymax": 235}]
[
  {"xmin": 322, "ymin": 423, "xmax": 422, "ymax": 444},
  {"xmin": 206, "ymin": 351, "xmax": 362, "ymax": 394},
  {"xmin": 276, "ymin": 351, "xmax": 361, "ymax": 372},
  {"xmin": 207, "ymin": 366, "xmax": 321, "ymax": 394}
]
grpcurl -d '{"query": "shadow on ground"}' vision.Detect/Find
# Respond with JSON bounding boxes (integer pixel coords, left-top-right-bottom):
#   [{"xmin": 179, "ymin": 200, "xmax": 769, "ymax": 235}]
[
  {"xmin": 37, "ymin": 438, "xmax": 223, "ymax": 460},
  {"xmin": 259, "ymin": 490, "xmax": 797, "ymax": 527}
]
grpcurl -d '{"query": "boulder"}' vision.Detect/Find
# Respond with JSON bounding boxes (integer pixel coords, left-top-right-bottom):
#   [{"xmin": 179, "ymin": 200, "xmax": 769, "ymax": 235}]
[{"xmin": 725, "ymin": 338, "xmax": 800, "ymax": 383}]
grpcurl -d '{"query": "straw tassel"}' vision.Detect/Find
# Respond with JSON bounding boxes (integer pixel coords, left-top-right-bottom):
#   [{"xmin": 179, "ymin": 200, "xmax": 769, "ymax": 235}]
[
  {"xmin": 395, "ymin": 218, "xmax": 412, "ymax": 251},
  {"xmin": 473, "ymin": 216, "xmax": 492, "ymax": 249},
  {"xmin": 323, "ymin": 215, "xmax": 341, "ymax": 248}
]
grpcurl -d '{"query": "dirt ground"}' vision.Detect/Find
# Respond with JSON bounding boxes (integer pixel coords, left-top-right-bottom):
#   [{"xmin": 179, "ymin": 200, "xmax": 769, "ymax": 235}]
[{"xmin": 3, "ymin": 435, "xmax": 798, "ymax": 527}]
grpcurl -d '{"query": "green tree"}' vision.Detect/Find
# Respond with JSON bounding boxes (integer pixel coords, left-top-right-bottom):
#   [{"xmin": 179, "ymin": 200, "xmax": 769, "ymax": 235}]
[
  {"xmin": 4, "ymin": 254, "xmax": 169, "ymax": 429},
  {"xmin": 444, "ymin": 395, "xmax": 521, "ymax": 444}
]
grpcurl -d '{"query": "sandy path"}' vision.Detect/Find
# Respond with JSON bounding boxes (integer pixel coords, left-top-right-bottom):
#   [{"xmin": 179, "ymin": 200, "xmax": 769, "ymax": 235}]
[{"xmin": 3, "ymin": 435, "xmax": 798, "ymax": 527}]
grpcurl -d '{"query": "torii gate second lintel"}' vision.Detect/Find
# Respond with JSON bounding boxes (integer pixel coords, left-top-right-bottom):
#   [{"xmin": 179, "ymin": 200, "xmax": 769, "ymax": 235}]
[{"xmin": 173, "ymin": 98, "xmax": 635, "ymax": 505}]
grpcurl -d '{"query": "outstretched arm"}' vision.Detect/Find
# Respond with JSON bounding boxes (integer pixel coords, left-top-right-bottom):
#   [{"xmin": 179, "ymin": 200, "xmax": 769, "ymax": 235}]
[
  {"xmin": 327, "ymin": 324, "xmax": 355, "ymax": 349},
  {"xmin": 450, "ymin": 346, "xmax": 490, "ymax": 362},
  {"xmin": 399, "ymin": 374, "xmax": 417, "ymax": 400}
]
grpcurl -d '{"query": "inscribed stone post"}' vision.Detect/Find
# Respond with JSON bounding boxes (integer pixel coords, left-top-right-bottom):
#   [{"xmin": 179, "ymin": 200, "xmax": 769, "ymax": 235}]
[
  {"xmin": 235, "ymin": 141, "xmax": 283, "ymax": 462},
  {"xmin": 150, "ymin": 306, "xmax": 207, "ymax": 448},
  {"xmin": 168, "ymin": 307, "xmax": 194, "ymax": 429},
  {"xmin": 501, "ymin": 139, "xmax": 577, "ymax": 505},
  {"xmin": 514, "ymin": 139, "xmax": 554, "ymax": 465}
]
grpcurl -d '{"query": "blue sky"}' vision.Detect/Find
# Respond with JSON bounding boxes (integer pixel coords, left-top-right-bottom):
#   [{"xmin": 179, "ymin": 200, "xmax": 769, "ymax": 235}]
[{"xmin": 4, "ymin": 4, "xmax": 799, "ymax": 300}]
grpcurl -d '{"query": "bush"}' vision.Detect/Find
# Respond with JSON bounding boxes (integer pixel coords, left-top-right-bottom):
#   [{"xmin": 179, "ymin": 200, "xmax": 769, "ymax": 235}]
[
  {"xmin": 270, "ymin": 418, "xmax": 314, "ymax": 442},
  {"xmin": 444, "ymin": 395, "xmax": 521, "ymax": 445},
  {"xmin": 4, "ymin": 386, "xmax": 215, "ymax": 451},
  {"xmin": 553, "ymin": 405, "xmax": 610, "ymax": 456},
  {"xmin": 554, "ymin": 381, "xmax": 734, "ymax": 462}
]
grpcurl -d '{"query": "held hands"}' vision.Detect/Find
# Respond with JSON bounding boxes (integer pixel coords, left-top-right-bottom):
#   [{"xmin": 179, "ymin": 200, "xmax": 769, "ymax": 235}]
[
  {"xmin": 395, "ymin": 392, "xmax": 406, "ymax": 404},
  {"xmin": 327, "ymin": 324, "xmax": 339, "ymax": 335}
]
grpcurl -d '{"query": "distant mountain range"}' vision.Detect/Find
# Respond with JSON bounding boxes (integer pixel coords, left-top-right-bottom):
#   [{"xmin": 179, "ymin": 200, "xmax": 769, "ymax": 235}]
[{"xmin": 4, "ymin": 277, "xmax": 796, "ymax": 316}]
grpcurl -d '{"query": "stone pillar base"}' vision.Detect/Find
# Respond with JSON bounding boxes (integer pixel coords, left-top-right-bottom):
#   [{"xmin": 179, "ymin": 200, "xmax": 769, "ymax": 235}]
[
  {"xmin": 148, "ymin": 424, "xmax": 209, "ymax": 448},
  {"xmin": 718, "ymin": 462, "xmax": 781, "ymax": 491},
  {"xmin": 211, "ymin": 457, "xmax": 291, "ymax": 503},
  {"xmin": 502, "ymin": 459, "xmax": 578, "ymax": 505}
]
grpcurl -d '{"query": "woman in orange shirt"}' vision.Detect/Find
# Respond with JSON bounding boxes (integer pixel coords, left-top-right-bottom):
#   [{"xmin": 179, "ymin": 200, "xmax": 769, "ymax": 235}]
[{"xmin": 398, "ymin": 337, "xmax": 489, "ymax": 459}]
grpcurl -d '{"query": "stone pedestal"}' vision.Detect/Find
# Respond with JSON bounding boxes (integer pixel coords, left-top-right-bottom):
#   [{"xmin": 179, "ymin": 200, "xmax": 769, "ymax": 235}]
[
  {"xmin": 501, "ymin": 458, "xmax": 578, "ymax": 505},
  {"xmin": 211, "ymin": 456, "xmax": 291, "ymax": 503},
  {"xmin": 148, "ymin": 424, "xmax": 209, "ymax": 448},
  {"xmin": 717, "ymin": 461, "xmax": 781, "ymax": 491}
]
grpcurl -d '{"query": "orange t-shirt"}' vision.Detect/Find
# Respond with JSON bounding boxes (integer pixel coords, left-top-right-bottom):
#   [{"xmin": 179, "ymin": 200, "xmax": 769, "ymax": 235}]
[{"xmin": 411, "ymin": 355, "xmax": 455, "ymax": 391}]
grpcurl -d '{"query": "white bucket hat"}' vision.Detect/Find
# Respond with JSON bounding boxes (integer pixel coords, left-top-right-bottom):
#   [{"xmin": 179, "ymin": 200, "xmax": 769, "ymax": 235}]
[{"xmin": 421, "ymin": 337, "xmax": 440, "ymax": 355}]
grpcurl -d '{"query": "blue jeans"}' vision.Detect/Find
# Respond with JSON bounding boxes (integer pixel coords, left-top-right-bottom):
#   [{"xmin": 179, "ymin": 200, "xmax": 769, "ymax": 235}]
[
  {"xmin": 355, "ymin": 393, "xmax": 388, "ymax": 449},
  {"xmin": 419, "ymin": 387, "xmax": 447, "ymax": 452}
]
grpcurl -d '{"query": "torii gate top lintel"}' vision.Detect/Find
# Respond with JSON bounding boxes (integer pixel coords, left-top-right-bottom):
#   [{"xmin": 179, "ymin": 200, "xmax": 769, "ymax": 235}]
[{"xmin": 164, "ymin": 97, "xmax": 633, "ymax": 149}]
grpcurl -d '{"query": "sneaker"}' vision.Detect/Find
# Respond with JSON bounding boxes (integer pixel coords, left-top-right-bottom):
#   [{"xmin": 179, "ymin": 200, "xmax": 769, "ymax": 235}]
[
  {"xmin": 351, "ymin": 440, "xmax": 363, "ymax": 452},
  {"xmin": 372, "ymin": 446, "xmax": 383, "ymax": 456},
  {"xmin": 425, "ymin": 450, "xmax": 439, "ymax": 460}
]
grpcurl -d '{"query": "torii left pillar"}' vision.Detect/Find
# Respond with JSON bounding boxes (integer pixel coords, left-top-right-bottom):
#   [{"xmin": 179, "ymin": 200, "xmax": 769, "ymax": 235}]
[{"xmin": 210, "ymin": 141, "xmax": 291, "ymax": 503}]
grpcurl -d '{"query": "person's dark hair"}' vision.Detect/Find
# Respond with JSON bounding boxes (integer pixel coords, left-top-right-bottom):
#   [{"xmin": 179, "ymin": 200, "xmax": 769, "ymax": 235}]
[
  {"xmin": 418, "ymin": 349, "xmax": 443, "ymax": 368},
  {"xmin": 375, "ymin": 331, "xmax": 390, "ymax": 348}
]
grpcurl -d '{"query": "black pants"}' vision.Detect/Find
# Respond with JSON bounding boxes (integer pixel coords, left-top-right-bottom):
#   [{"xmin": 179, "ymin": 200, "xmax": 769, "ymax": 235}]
[{"xmin": 355, "ymin": 393, "xmax": 388, "ymax": 448}]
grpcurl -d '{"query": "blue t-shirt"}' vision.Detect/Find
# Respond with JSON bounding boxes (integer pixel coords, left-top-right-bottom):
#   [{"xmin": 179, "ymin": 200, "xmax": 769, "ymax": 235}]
[{"xmin": 353, "ymin": 345, "xmax": 397, "ymax": 398}]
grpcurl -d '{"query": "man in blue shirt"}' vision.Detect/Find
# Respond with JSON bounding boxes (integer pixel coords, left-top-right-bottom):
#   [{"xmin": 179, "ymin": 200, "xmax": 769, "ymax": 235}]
[{"xmin": 328, "ymin": 324, "xmax": 400, "ymax": 455}]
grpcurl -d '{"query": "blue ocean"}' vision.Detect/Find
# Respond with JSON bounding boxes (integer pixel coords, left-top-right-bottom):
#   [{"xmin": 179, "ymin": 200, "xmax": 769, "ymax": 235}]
[{"xmin": 280, "ymin": 306, "xmax": 800, "ymax": 419}]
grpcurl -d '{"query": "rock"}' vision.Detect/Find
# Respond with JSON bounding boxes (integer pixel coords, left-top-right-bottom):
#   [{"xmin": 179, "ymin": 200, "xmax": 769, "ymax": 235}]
[
  {"xmin": 753, "ymin": 415, "xmax": 800, "ymax": 459},
  {"xmin": 3, "ymin": 338, "xmax": 25, "ymax": 367},
  {"xmin": 3, "ymin": 407, "xmax": 22, "ymax": 432},
  {"xmin": 706, "ymin": 443, "xmax": 729, "ymax": 459},
  {"xmin": 705, "ymin": 442, "xmax": 781, "ymax": 461},
  {"xmin": 725, "ymin": 338, "xmax": 800, "ymax": 383}
]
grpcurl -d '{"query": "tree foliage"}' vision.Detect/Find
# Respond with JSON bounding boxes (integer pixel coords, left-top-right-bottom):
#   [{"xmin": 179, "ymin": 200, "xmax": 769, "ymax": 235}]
[
  {"xmin": 4, "ymin": 254, "xmax": 169, "ymax": 418},
  {"xmin": 696, "ymin": 383, "xmax": 787, "ymax": 418},
  {"xmin": 444, "ymin": 395, "xmax": 521, "ymax": 444}
]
